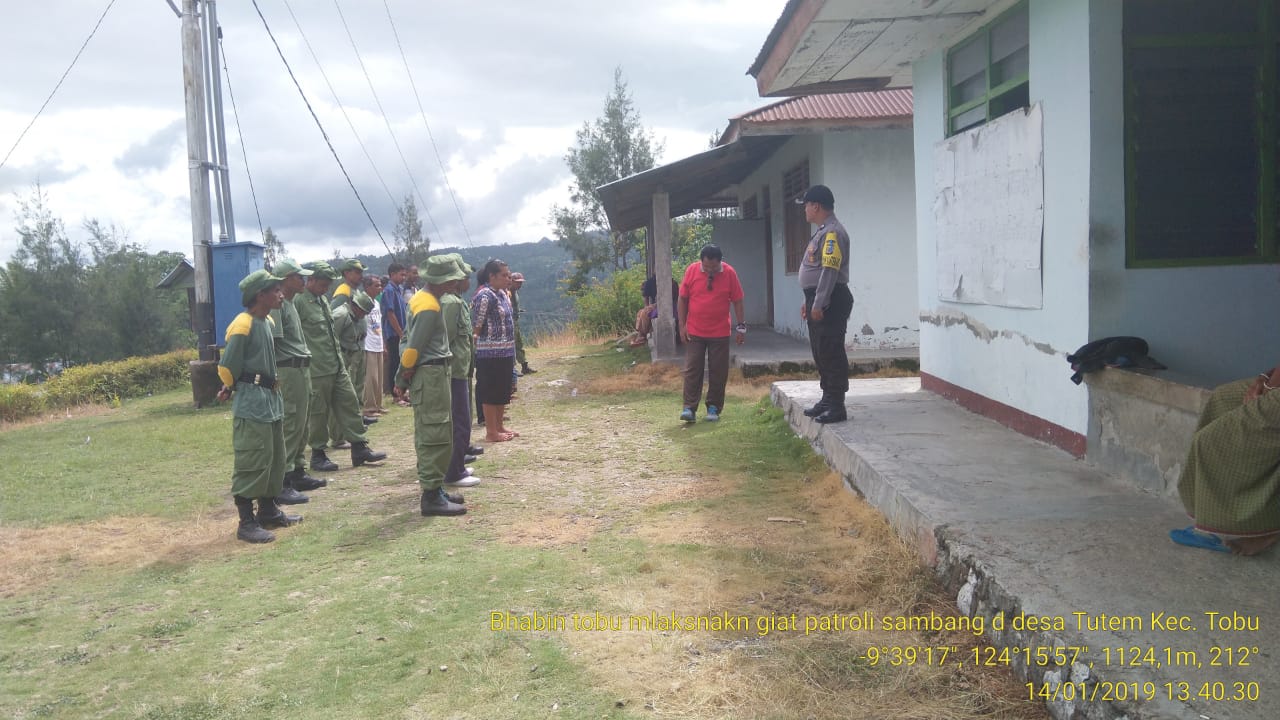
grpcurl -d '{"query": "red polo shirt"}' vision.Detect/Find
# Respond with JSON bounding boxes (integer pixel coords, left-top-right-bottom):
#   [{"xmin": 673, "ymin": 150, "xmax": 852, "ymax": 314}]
[{"xmin": 679, "ymin": 261, "xmax": 744, "ymax": 338}]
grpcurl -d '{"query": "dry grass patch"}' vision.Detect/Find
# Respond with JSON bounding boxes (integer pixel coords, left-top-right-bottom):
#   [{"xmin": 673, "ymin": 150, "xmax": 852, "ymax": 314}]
[{"xmin": 502, "ymin": 513, "xmax": 604, "ymax": 548}]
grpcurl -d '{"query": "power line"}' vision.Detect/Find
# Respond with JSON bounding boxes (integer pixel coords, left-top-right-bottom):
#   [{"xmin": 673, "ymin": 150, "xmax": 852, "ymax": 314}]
[
  {"xmin": 0, "ymin": 0, "xmax": 119, "ymax": 172},
  {"xmin": 249, "ymin": 0, "xmax": 393, "ymax": 255},
  {"xmin": 280, "ymin": 0, "xmax": 399, "ymax": 211},
  {"xmin": 331, "ymin": 0, "xmax": 444, "ymax": 244},
  {"xmin": 218, "ymin": 37, "xmax": 265, "ymax": 241},
  {"xmin": 381, "ymin": 0, "xmax": 473, "ymax": 247}
]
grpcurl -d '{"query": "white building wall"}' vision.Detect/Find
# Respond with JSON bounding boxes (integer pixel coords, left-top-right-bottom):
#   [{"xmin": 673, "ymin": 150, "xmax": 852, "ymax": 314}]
[
  {"xmin": 711, "ymin": 219, "xmax": 769, "ymax": 325},
  {"xmin": 738, "ymin": 130, "xmax": 918, "ymax": 348},
  {"xmin": 913, "ymin": 0, "xmax": 1092, "ymax": 435},
  {"xmin": 1086, "ymin": 0, "xmax": 1280, "ymax": 386}
]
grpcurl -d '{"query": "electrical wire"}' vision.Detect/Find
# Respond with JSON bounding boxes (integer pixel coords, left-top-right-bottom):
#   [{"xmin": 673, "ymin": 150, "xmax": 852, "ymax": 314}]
[
  {"xmin": 0, "ymin": 0, "xmax": 119, "ymax": 172},
  {"xmin": 280, "ymin": 0, "xmax": 399, "ymax": 211},
  {"xmin": 249, "ymin": 0, "xmax": 393, "ymax": 255},
  {"xmin": 381, "ymin": 0, "xmax": 473, "ymax": 247},
  {"xmin": 218, "ymin": 37, "xmax": 265, "ymax": 241},
  {"xmin": 331, "ymin": 0, "xmax": 444, "ymax": 243}
]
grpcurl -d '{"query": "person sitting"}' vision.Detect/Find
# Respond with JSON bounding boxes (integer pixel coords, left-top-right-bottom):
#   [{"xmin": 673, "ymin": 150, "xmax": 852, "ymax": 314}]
[
  {"xmin": 632, "ymin": 274, "xmax": 679, "ymax": 347},
  {"xmin": 1171, "ymin": 368, "xmax": 1280, "ymax": 555}
]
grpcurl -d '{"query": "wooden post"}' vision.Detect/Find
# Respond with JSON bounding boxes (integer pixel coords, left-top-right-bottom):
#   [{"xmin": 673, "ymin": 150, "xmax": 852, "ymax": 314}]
[{"xmin": 651, "ymin": 191, "xmax": 677, "ymax": 360}]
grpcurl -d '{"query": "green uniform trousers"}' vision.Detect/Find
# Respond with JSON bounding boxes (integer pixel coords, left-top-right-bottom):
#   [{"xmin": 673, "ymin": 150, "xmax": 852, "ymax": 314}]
[
  {"xmin": 515, "ymin": 327, "xmax": 527, "ymax": 366},
  {"xmin": 279, "ymin": 366, "xmax": 312, "ymax": 473},
  {"xmin": 412, "ymin": 364, "xmax": 452, "ymax": 491},
  {"xmin": 309, "ymin": 369, "xmax": 367, "ymax": 450},
  {"xmin": 231, "ymin": 417, "xmax": 285, "ymax": 499},
  {"xmin": 329, "ymin": 348, "xmax": 365, "ymax": 444}
]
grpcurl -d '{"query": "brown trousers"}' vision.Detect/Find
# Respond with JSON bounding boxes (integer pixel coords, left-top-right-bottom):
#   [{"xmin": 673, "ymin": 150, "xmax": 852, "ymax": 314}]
[{"xmin": 682, "ymin": 335, "xmax": 730, "ymax": 412}]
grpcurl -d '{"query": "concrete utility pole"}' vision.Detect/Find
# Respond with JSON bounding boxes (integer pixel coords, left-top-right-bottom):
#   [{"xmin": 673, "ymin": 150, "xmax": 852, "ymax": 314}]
[
  {"xmin": 182, "ymin": 0, "xmax": 216, "ymax": 363},
  {"xmin": 651, "ymin": 190, "xmax": 677, "ymax": 360},
  {"xmin": 203, "ymin": 0, "xmax": 236, "ymax": 243}
]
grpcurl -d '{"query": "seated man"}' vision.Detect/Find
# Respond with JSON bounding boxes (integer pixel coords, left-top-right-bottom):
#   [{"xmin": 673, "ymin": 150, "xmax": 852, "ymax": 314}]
[
  {"xmin": 633, "ymin": 274, "xmax": 679, "ymax": 347},
  {"xmin": 1171, "ymin": 369, "xmax": 1280, "ymax": 555}
]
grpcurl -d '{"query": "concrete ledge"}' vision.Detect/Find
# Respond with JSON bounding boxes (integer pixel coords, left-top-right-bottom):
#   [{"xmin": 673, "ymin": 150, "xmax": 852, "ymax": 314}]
[{"xmin": 773, "ymin": 378, "xmax": 1280, "ymax": 720}]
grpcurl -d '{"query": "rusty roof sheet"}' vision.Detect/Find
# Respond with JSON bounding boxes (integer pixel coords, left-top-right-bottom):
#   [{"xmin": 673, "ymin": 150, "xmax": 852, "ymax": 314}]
[{"xmin": 737, "ymin": 89, "xmax": 913, "ymax": 124}]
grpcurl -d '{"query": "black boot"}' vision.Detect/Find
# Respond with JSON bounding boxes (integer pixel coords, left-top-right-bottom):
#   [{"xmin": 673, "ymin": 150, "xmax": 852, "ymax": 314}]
[
  {"xmin": 235, "ymin": 496, "xmax": 275, "ymax": 543},
  {"xmin": 351, "ymin": 441, "xmax": 387, "ymax": 467},
  {"xmin": 445, "ymin": 490, "xmax": 466, "ymax": 504},
  {"xmin": 814, "ymin": 397, "xmax": 847, "ymax": 424},
  {"xmin": 287, "ymin": 468, "xmax": 327, "ymax": 491},
  {"xmin": 421, "ymin": 487, "xmax": 467, "ymax": 516},
  {"xmin": 803, "ymin": 395, "xmax": 831, "ymax": 418},
  {"xmin": 276, "ymin": 484, "xmax": 310, "ymax": 504},
  {"xmin": 467, "ymin": 445, "xmax": 484, "ymax": 455},
  {"xmin": 310, "ymin": 448, "xmax": 338, "ymax": 472},
  {"xmin": 257, "ymin": 498, "xmax": 303, "ymax": 529},
  {"xmin": 521, "ymin": 363, "xmax": 537, "ymax": 375}
]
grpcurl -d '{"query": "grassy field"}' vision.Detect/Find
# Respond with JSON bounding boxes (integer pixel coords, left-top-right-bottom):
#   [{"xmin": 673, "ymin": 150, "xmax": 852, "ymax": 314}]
[{"xmin": 0, "ymin": 341, "xmax": 1046, "ymax": 719}]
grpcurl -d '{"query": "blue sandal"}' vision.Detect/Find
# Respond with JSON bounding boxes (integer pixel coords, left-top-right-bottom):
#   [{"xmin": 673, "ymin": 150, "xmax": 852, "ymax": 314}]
[{"xmin": 1169, "ymin": 526, "xmax": 1231, "ymax": 554}]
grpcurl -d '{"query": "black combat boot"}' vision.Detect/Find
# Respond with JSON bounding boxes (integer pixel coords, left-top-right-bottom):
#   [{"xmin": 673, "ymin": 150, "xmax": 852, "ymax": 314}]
[
  {"xmin": 235, "ymin": 496, "xmax": 275, "ymax": 543},
  {"xmin": 351, "ymin": 441, "xmax": 387, "ymax": 467},
  {"xmin": 257, "ymin": 498, "xmax": 303, "ymax": 529},
  {"xmin": 276, "ymin": 484, "xmax": 309, "ymax": 505},
  {"xmin": 814, "ymin": 396, "xmax": 847, "ymax": 424},
  {"xmin": 445, "ymin": 490, "xmax": 466, "ymax": 504},
  {"xmin": 521, "ymin": 363, "xmax": 536, "ymax": 375},
  {"xmin": 287, "ymin": 467, "xmax": 327, "ymax": 491},
  {"xmin": 310, "ymin": 448, "xmax": 338, "ymax": 472},
  {"xmin": 421, "ymin": 487, "xmax": 467, "ymax": 516},
  {"xmin": 803, "ymin": 395, "xmax": 831, "ymax": 418},
  {"xmin": 467, "ymin": 445, "xmax": 484, "ymax": 456}
]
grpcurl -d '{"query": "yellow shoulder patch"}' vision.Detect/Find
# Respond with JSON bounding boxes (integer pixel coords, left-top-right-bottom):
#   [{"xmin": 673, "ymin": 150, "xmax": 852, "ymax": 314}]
[
  {"xmin": 409, "ymin": 290, "xmax": 440, "ymax": 316},
  {"xmin": 333, "ymin": 284, "xmax": 352, "ymax": 298},
  {"xmin": 821, "ymin": 231, "xmax": 843, "ymax": 271},
  {"xmin": 225, "ymin": 312, "xmax": 253, "ymax": 342}
]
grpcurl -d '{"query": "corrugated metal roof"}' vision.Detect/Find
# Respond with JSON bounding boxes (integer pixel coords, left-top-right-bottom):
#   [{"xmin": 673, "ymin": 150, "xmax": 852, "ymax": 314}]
[{"xmin": 739, "ymin": 89, "xmax": 913, "ymax": 124}]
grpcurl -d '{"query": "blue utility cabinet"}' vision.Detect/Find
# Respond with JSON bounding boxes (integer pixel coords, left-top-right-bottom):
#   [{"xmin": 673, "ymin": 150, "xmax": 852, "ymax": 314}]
[{"xmin": 210, "ymin": 241, "xmax": 265, "ymax": 348}]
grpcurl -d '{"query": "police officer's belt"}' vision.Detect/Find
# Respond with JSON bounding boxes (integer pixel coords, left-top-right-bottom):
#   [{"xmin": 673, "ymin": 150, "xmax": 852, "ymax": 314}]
[
  {"xmin": 277, "ymin": 357, "xmax": 310, "ymax": 368},
  {"xmin": 237, "ymin": 372, "xmax": 278, "ymax": 388},
  {"xmin": 417, "ymin": 358, "xmax": 448, "ymax": 367}
]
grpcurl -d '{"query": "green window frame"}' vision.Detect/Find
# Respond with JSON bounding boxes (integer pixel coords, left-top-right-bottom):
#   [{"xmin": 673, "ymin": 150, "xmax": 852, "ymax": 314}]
[
  {"xmin": 945, "ymin": 2, "xmax": 1030, "ymax": 136},
  {"xmin": 1124, "ymin": 0, "xmax": 1280, "ymax": 268}
]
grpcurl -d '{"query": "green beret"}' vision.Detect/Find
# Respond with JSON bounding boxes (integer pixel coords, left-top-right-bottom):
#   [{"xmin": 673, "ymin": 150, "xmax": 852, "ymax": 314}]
[
  {"xmin": 304, "ymin": 261, "xmax": 340, "ymax": 280},
  {"xmin": 424, "ymin": 255, "xmax": 466, "ymax": 285},
  {"xmin": 352, "ymin": 290, "xmax": 375, "ymax": 313},
  {"xmin": 239, "ymin": 269, "xmax": 282, "ymax": 307},
  {"xmin": 338, "ymin": 259, "xmax": 366, "ymax": 273},
  {"xmin": 272, "ymin": 257, "xmax": 312, "ymax": 278}
]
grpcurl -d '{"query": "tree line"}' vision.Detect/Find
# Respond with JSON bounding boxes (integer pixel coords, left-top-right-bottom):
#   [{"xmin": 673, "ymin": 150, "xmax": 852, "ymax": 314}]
[{"xmin": 0, "ymin": 188, "xmax": 193, "ymax": 377}]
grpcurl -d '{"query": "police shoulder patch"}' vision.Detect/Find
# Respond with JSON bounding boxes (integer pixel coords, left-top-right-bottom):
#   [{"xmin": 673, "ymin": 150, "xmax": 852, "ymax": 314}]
[
  {"xmin": 225, "ymin": 312, "xmax": 253, "ymax": 341},
  {"xmin": 821, "ymin": 232, "xmax": 843, "ymax": 270}
]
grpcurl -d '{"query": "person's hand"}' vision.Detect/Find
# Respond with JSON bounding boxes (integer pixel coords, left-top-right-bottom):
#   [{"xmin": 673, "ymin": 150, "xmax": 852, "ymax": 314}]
[
  {"xmin": 1245, "ymin": 376, "xmax": 1269, "ymax": 403},
  {"xmin": 735, "ymin": 329, "xmax": 745, "ymax": 346},
  {"xmin": 393, "ymin": 385, "xmax": 409, "ymax": 403},
  {"xmin": 680, "ymin": 327, "xmax": 690, "ymax": 344},
  {"xmin": 800, "ymin": 302, "xmax": 807, "ymax": 321},
  {"xmin": 810, "ymin": 306, "xmax": 825, "ymax": 322},
  {"xmin": 216, "ymin": 385, "xmax": 231, "ymax": 403}
]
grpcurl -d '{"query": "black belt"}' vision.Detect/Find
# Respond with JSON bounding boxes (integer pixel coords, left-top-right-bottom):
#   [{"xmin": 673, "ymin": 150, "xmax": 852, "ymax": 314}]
[
  {"xmin": 418, "ymin": 358, "xmax": 448, "ymax": 366},
  {"xmin": 237, "ymin": 372, "xmax": 278, "ymax": 388},
  {"xmin": 277, "ymin": 357, "xmax": 310, "ymax": 368}
]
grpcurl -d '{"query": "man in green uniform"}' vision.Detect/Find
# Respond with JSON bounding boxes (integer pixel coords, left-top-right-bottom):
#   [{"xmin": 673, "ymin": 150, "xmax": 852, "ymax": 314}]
[
  {"xmin": 330, "ymin": 259, "xmax": 373, "ymax": 429},
  {"xmin": 330, "ymin": 258, "xmax": 365, "ymax": 310},
  {"xmin": 218, "ymin": 269, "xmax": 302, "ymax": 544},
  {"xmin": 269, "ymin": 258, "xmax": 325, "ymax": 504},
  {"xmin": 297, "ymin": 261, "xmax": 387, "ymax": 471},
  {"xmin": 510, "ymin": 271, "xmax": 536, "ymax": 376},
  {"xmin": 440, "ymin": 256, "xmax": 480, "ymax": 488},
  {"xmin": 395, "ymin": 255, "xmax": 466, "ymax": 516},
  {"xmin": 447, "ymin": 253, "xmax": 484, "ymax": 462},
  {"xmin": 329, "ymin": 290, "xmax": 374, "ymax": 448}
]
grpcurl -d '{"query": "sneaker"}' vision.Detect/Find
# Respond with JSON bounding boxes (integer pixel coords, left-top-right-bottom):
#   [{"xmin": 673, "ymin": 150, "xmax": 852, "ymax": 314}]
[
  {"xmin": 705, "ymin": 405, "xmax": 720, "ymax": 422},
  {"xmin": 679, "ymin": 408, "xmax": 695, "ymax": 423},
  {"xmin": 444, "ymin": 476, "xmax": 481, "ymax": 487}
]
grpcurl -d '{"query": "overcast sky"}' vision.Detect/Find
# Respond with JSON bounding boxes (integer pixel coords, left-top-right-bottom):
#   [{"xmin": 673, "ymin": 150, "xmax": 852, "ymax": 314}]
[{"xmin": 0, "ymin": 1, "xmax": 785, "ymax": 264}]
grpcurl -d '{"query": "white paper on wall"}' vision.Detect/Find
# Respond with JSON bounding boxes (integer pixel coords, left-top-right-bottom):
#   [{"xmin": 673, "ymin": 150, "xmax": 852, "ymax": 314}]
[{"xmin": 933, "ymin": 103, "xmax": 1044, "ymax": 308}]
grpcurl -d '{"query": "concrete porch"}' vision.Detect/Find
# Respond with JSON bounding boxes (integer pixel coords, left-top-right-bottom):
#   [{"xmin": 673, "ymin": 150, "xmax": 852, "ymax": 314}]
[{"xmin": 773, "ymin": 378, "xmax": 1277, "ymax": 720}]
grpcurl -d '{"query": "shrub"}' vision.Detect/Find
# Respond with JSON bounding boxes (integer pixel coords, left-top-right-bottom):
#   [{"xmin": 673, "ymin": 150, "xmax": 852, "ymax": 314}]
[
  {"xmin": 572, "ymin": 266, "xmax": 646, "ymax": 338},
  {"xmin": 43, "ymin": 350, "xmax": 196, "ymax": 408},
  {"xmin": 0, "ymin": 383, "xmax": 46, "ymax": 423}
]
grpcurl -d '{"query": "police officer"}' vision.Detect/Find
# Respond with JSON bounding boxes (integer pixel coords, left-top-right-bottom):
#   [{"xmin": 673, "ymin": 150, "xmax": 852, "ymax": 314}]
[
  {"xmin": 269, "ymin": 258, "xmax": 326, "ymax": 504},
  {"xmin": 218, "ymin": 269, "xmax": 301, "ymax": 543},
  {"xmin": 297, "ymin": 261, "xmax": 387, "ymax": 470},
  {"xmin": 329, "ymin": 289, "xmax": 375, "ymax": 449},
  {"xmin": 395, "ymin": 255, "xmax": 467, "ymax": 516},
  {"xmin": 796, "ymin": 184, "xmax": 853, "ymax": 424}
]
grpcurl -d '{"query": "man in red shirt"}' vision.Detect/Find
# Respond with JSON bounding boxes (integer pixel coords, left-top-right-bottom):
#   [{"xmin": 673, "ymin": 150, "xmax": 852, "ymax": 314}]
[{"xmin": 677, "ymin": 244, "xmax": 746, "ymax": 423}]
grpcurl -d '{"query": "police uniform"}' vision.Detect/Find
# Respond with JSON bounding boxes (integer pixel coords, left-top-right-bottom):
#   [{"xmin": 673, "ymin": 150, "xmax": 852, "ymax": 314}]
[
  {"xmin": 396, "ymin": 277, "xmax": 464, "ymax": 515},
  {"xmin": 798, "ymin": 201, "xmax": 853, "ymax": 418},
  {"xmin": 268, "ymin": 258, "xmax": 323, "ymax": 497}
]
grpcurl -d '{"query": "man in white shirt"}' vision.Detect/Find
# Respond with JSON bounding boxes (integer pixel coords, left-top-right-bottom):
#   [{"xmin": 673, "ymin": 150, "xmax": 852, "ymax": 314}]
[{"xmin": 361, "ymin": 275, "xmax": 386, "ymax": 416}]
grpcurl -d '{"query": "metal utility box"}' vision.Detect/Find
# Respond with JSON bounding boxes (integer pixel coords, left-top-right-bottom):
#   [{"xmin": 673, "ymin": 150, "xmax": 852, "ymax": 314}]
[{"xmin": 210, "ymin": 241, "xmax": 265, "ymax": 347}]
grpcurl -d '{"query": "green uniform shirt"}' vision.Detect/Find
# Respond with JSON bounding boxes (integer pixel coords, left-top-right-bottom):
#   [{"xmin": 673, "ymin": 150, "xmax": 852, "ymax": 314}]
[
  {"xmin": 268, "ymin": 297, "xmax": 311, "ymax": 360},
  {"xmin": 441, "ymin": 292, "xmax": 473, "ymax": 379},
  {"xmin": 332, "ymin": 303, "xmax": 366, "ymax": 353},
  {"xmin": 218, "ymin": 312, "xmax": 284, "ymax": 423},
  {"xmin": 295, "ymin": 290, "xmax": 342, "ymax": 377},
  {"xmin": 395, "ymin": 290, "xmax": 452, "ymax": 389},
  {"xmin": 330, "ymin": 281, "xmax": 357, "ymax": 310}
]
